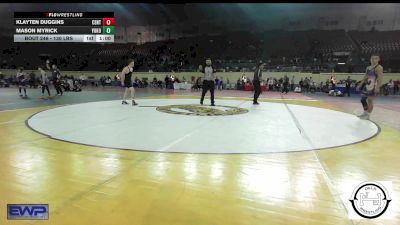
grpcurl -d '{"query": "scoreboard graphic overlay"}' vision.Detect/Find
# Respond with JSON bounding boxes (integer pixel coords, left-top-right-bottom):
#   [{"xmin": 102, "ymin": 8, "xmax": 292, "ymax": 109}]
[{"xmin": 14, "ymin": 12, "xmax": 114, "ymax": 43}]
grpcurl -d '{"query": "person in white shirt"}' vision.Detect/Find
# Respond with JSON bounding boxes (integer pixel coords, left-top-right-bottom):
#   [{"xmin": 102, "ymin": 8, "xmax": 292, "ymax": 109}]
[
  {"xmin": 388, "ymin": 79, "xmax": 394, "ymax": 95},
  {"xmin": 38, "ymin": 66, "xmax": 51, "ymax": 96}
]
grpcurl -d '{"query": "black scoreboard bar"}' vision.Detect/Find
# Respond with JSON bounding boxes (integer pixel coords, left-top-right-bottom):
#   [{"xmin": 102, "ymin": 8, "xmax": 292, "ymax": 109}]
[
  {"xmin": 15, "ymin": 27, "xmax": 104, "ymax": 34},
  {"xmin": 13, "ymin": 12, "xmax": 115, "ymax": 43},
  {"xmin": 15, "ymin": 19, "xmax": 108, "ymax": 26},
  {"xmin": 14, "ymin": 12, "xmax": 114, "ymax": 18}
]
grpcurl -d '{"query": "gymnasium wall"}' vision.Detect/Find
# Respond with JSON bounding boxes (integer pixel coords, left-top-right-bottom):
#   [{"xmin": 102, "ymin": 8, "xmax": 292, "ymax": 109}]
[{"xmin": 1, "ymin": 70, "xmax": 400, "ymax": 84}]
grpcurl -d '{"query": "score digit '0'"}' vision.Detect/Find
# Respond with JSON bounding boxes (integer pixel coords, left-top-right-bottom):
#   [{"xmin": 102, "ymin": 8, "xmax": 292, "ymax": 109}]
[{"xmin": 102, "ymin": 18, "xmax": 114, "ymax": 26}]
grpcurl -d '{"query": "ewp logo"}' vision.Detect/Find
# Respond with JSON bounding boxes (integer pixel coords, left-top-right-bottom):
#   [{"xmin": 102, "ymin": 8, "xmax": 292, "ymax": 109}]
[{"xmin": 7, "ymin": 204, "xmax": 49, "ymax": 220}]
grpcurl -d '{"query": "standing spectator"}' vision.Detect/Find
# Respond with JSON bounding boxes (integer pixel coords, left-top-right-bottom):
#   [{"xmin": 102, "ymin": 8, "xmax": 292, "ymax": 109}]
[
  {"xmin": 282, "ymin": 75, "xmax": 289, "ymax": 94},
  {"xmin": 345, "ymin": 76, "xmax": 352, "ymax": 97},
  {"xmin": 164, "ymin": 74, "xmax": 170, "ymax": 89},
  {"xmin": 299, "ymin": 78, "xmax": 304, "ymax": 92},
  {"xmin": 304, "ymin": 77, "xmax": 310, "ymax": 93},
  {"xmin": 100, "ymin": 76, "xmax": 105, "ymax": 87},
  {"xmin": 170, "ymin": 70, "xmax": 176, "ymax": 83},
  {"xmin": 278, "ymin": 77, "xmax": 283, "ymax": 92},
  {"xmin": 330, "ymin": 75, "xmax": 337, "ymax": 91},
  {"xmin": 290, "ymin": 75, "xmax": 295, "ymax": 91}
]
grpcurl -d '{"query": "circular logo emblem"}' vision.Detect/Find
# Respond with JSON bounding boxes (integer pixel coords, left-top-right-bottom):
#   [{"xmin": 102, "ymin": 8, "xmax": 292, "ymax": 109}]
[
  {"xmin": 365, "ymin": 77, "xmax": 376, "ymax": 91},
  {"xmin": 156, "ymin": 104, "xmax": 248, "ymax": 116},
  {"xmin": 349, "ymin": 181, "xmax": 391, "ymax": 219}
]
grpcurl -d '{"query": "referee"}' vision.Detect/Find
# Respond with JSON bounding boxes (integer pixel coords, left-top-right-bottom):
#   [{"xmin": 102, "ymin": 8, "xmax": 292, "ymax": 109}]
[
  {"xmin": 200, "ymin": 58, "xmax": 216, "ymax": 106},
  {"xmin": 51, "ymin": 64, "xmax": 63, "ymax": 96},
  {"xmin": 253, "ymin": 61, "xmax": 265, "ymax": 104}
]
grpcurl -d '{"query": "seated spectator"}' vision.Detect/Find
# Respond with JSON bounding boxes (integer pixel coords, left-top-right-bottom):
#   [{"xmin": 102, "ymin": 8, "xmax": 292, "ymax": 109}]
[
  {"xmin": 100, "ymin": 76, "xmax": 104, "ymax": 86},
  {"xmin": 67, "ymin": 77, "xmax": 74, "ymax": 90},
  {"xmin": 192, "ymin": 77, "xmax": 201, "ymax": 91},
  {"xmin": 310, "ymin": 82, "xmax": 316, "ymax": 93},
  {"xmin": 61, "ymin": 79, "xmax": 70, "ymax": 91},
  {"xmin": 394, "ymin": 80, "xmax": 400, "ymax": 94},
  {"xmin": 388, "ymin": 79, "xmax": 394, "ymax": 95},
  {"xmin": 294, "ymin": 86, "xmax": 302, "ymax": 93},
  {"xmin": 215, "ymin": 77, "xmax": 220, "ymax": 87},
  {"xmin": 329, "ymin": 89, "xmax": 343, "ymax": 97},
  {"xmin": 236, "ymin": 79, "xmax": 241, "ymax": 90},
  {"xmin": 72, "ymin": 79, "xmax": 82, "ymax": 92},
  {"xmin": 105, "ymin": 77, "xmax": 112, "ymax": 85},
  {"xmin": 0, "ymin": 74, "xmax": 9, "ymax": 87},
  {"xmin": 268, "ymin": 78, "xmax": 274, "ymax": 91},
  {"xmin": 152, "ymin": 77, "xmax": 158, "ymax": 87},
  {"xmin": 157, "ymin": 79, "xmax": 163, "ymax": 89},
  {"xmin": 79, "ymin": 74, "xmax": 87, "ymax": 86}
]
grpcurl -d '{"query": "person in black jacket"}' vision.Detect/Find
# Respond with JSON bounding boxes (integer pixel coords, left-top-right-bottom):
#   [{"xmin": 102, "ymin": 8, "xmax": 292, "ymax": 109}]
[
  {"xmin": 282, "ymin": 75, "xmax": 289, "ymax": 94},
  {"xmin": 253, "ymin": 62, "xmax": 265, "ymax": 104},
  {"xmin": 200, "ymin": 58, "xmax": 216, "ymax": 106},
  {"xmin": 345, "ymin": 76, "xmax": 351, "ymax": 97},
  {"xmin": 51, "ymin": 64, "xmax": 63, "ymax": 96}
]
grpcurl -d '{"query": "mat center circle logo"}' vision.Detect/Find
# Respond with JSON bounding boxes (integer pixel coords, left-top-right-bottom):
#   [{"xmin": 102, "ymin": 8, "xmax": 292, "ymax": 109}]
[
  {"xmin": 349, "ymin": 181, "xmax": 391, "ymax": 219},
  {"xmin": 156, "ymin": 104, "xmax": 249, "ymax": 116}
]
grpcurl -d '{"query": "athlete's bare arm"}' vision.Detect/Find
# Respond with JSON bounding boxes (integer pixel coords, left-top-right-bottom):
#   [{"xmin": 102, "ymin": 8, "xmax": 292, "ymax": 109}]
[
  {"xmin": 120, "ymin": 67, "xmax": 128, "ymax": 84},
  {"xmin": 375, "ymin": 65, "xmax": 384, "ymax": 94},
  {"xmin": 357, "ymin": 69, "xmax": 368, "ymax": 90}
]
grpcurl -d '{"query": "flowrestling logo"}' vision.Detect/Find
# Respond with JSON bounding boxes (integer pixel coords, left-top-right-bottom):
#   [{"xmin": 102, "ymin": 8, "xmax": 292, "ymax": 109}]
[
  {"xmin": 7, "ymin": 204, "xmax": 49, "ymax": 220},
  {"xmin": 156, "ymin": 104, "xmax": 248, "ymax": 116},
  {"xmin": 348, "ymin": 181, "xmax": 392, "ymax": 219}
]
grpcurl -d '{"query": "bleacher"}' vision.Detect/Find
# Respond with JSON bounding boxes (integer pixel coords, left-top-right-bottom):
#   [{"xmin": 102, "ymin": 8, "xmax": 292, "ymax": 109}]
[
  {"xmin": 1, "ymin": 29, "xmax": 400, "ymax": 73},
  {"xmin": 349, "ymin": 30, "xmax": 400, "ymax": 55},
  {"xmin": 307, "ymin": 30, "xmax": 354, "ymax": 56}
]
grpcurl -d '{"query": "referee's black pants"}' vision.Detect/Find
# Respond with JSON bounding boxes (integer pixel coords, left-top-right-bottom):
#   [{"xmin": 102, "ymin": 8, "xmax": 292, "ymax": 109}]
[
  {"xmin": 53, "ymin": 81, "xmax": 63, "ymax": 95},
  {"xmin": 345, "ymin": 86, "xmax": 351, "ymax": 97},
  {"xmin": 282, "ymin": 83, "xmax": 289, "ymax": 93},
  {"xmin": 200, "ymin": 80, "xmax": 215, "ymax": 104},
  {"xmin": 253, "ymin": 80, "xmax": 261, "ymax": 103}
]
